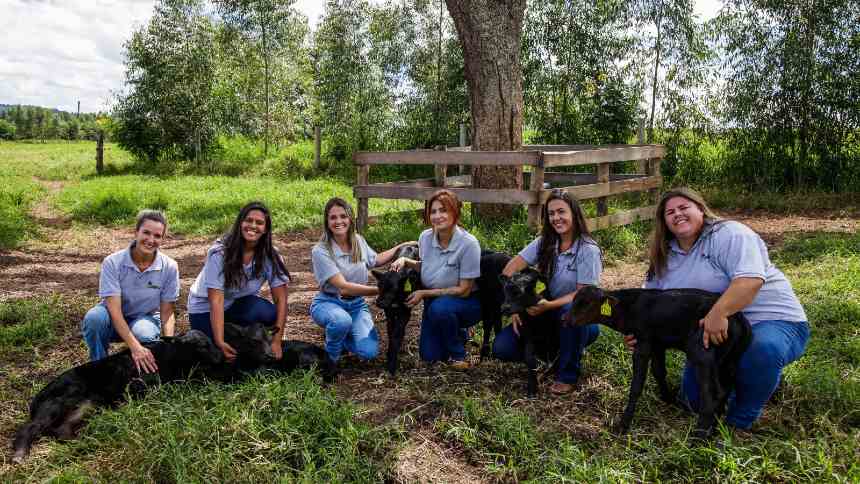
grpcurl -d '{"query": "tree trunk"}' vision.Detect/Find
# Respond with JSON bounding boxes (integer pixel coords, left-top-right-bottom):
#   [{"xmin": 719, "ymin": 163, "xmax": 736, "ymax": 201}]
[{"xmin": 446, "ymin": 0, "xmax": 526, "ymax": 220}]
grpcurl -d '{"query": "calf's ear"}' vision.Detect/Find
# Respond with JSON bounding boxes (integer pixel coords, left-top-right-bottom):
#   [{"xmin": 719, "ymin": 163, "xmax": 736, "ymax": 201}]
[{"xmin": 370, "ymin": 269, "xmax": 386, "ymax": 281}]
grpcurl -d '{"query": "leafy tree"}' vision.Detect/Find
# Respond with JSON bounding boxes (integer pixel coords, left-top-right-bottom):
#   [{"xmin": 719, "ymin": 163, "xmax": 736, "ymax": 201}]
[{"xmin": 0, "ymin": 119, "xmax": 16, "ymax": 140}]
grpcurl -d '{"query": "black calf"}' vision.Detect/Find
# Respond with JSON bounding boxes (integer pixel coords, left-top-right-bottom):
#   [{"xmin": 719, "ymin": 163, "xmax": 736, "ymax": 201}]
[
  {"xmin": 475, "ymin": 250, "xmax": 511, "ymax": 360},
  {"xmin": 12, "ymin": 330, "xmax": 223, "ymax": 463},
  {"xmin": 267, "ymin": 340, "xmax": 338, "ymax": 383},
  {"xmin": 565, "ymin": 286, "xmax": 752, "ymax": 438},
  {"xmin": 371, "ymin": 266, "xmax": 421, "ymax": 375},
  {"xmin": 499, "ymin": 267, "xmax": 561, "ymax": 398}
]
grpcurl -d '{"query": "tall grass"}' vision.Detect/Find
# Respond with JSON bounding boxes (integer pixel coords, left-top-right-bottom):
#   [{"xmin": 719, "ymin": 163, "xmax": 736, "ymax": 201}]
[
  {"xmin": 0, "ymin": 296, "xmax": 65, "ymax": 349},
  {"xmin": 0, "ymin": 177, "xmax": 42, "ymax": 249}
]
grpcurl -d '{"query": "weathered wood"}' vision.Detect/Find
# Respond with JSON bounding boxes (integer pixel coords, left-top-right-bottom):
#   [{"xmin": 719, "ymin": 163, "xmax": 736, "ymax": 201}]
[
  {"xmin": 356, "ymin": 165, "xmax": 370, "ymax": 232},
  {"xmin": 542, "ymin": 145, "xmax": 667, "ymax": 167},
  {"xmin": 354, "ymin": 150, "xmax": 540, "ymax": 166},
  {"xmin": 95, "ymin": 133, "xmax": 104, "ymax": 175},
  {"xmin": 648, "ymin": 158, "xmax": 662, "ymax": 203},
  {"xmin": 596, "ymin": 163, "xmax": 611, "ymax": 216},
  {"xmin": 545, "ymin": 175, "xmax": 663, "ymax": 202},
  {"xmin": 354, "ymin": 185, "xmax": 536, "ymax": 204},
  {"xmin": 543, "ymin": 173, "xmax": 647, "ymax": 185},
  {"xmin": 585, "ymin": 205, "xmax": 656, "ymax": 231},
  {"xmin": 313, "ymin": 126, "xmax": 321, "ymax": 169},
  {"xmin": 527, "ymin": 160, "xmax": 545, "ymax": 229},
  {"xmin": 434, "ymin": 163, "xmax": 447, "ymax": 187}
]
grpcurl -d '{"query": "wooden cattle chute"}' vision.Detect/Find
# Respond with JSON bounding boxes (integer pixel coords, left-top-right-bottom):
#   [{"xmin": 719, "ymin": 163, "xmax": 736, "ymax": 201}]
[{"xmin": 353, "ymin": 144, "xmax": 665, "ymax": 232}]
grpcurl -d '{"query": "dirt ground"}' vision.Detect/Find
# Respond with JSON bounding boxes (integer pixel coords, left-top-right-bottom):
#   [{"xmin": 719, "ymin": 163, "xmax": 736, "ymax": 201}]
[{"xmin": 1, "ymin": 193, "xmax": 857, "ymax": 478}]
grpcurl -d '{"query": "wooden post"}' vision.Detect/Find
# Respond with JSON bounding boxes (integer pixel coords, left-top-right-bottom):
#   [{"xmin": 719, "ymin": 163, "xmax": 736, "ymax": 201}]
[
  {"xmin": 458, "ymin": 123, "xmax": 467, "ymax": 175},
  {"xmin": 596, "ymin": 162, "xmax": 610, "ymax": 217},
  {"xmin": 356, "ymin": 164, "xmax": 369, "ymax": 233},
  {"xmin": 314, "ymin": 125, "xmax": 321, "ymax": 170},
  {"xmin": 637, "ymin": 117, "xmax": 647, "ymax": 174},
  {"xmin": 648, "ymin": 156, "xmax": 661, "ymax": 203},
  {"xmin": 95, "ymin": 132, "xmax": 104, "ymax": 175},
  {"xmin": 527, "ymin": 153, "xmax": 545, "ymax": 229}
]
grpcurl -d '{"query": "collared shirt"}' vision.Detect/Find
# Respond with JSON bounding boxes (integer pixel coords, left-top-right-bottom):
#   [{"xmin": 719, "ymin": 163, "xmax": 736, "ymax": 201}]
[
  {"xmin": 418, "ymin": 226, "xmax": 481, "ymax": 289},
  {"xmin": 98, "ymin": 243, "xmax": 180, "ymax": 321},
  {"xmin": 644, "ymin": 220, "xmax": 807, "ymax": 324},
  {"xmin": 187, "ymin": 242, "xmax": 290, "ymax": 314},
  {"xmin": 311, "ymin": 235, "xmax": 378, "ymax": 297},
  {"xmin": 519, "ymin": 236, "xmax": 602, "ymax": 302}
]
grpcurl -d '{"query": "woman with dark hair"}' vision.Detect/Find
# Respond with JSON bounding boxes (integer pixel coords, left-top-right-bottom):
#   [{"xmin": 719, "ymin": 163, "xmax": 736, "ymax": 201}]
[
  {"xmin": 625, "ymin": 187, "xmax": 809, "ymax": 430},
  {"xmin": 81, "ymin": 209, "xmax": 179, "ymax": 374},
  {"xmin": 492, "ymin": 189, "xmax": 602, "ymax": 394},
  {"xmin": 188, "ymin": 201, "xmax": 291, "ymax": 360},
  {"xmin": 390, "ymin": 189, "xmax": 482, "ymax": 368},
  {"xmin": 310, "ymin": 198, "xmax": 413, "ymax": 364}
]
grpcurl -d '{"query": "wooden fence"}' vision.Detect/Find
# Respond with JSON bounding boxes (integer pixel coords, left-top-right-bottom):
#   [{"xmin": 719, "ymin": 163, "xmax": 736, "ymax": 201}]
[{"xmin": 353, "ymin": 144, "xmax": 665, "ymax": 232}]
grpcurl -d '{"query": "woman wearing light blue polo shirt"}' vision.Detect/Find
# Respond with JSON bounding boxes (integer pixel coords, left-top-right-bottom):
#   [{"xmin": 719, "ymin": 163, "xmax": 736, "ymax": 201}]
[
  {"xmin": 310, "ymin": 198, "xmax": 413, "ymax": 364},
  {"xmin": 81, "ymin": 210, "xmax": 179, "ymax": 374},
  {"xmin": 188, "ymin": 202, "xmax": 290, "ymax": 361},
  {"xmin": 632, "ymin": 187, "xmax": 809, "ymax": 430},
  {"xmin": 493, "ymin": 189, "xmax": 602, "ymax": 394},
  {"xmin": 391, "ymin": 189, "xmax": 482, "ymax": 368}
]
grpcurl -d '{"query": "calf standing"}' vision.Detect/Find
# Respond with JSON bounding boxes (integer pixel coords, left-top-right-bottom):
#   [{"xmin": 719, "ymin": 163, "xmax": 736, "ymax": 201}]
[
  {"xmin": 12, "ymin": 330, "xmax": 223, "ymax": 463},
  {"xmin": 499, "ymin": 267, "xmax": 562, "ymax": 397},
  {"xmin": 565, "ymin": 286, "xmax": 752, "ymax": 438},
  {"xmin": 371, "ymin": 242, "xmax": 421, "ymax": 375},
  {"xmin": 475, "ymin": 250, "xmax": 511, "ymax": 360}
]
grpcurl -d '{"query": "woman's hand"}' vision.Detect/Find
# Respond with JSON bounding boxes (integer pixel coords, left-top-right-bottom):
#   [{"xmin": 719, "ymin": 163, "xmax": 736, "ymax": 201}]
[
  {"xmin": 525, "ymin": 299, "xmax": 551, "ymax": 317},
  {"xmin": 270, "ymin": 338, "xmax": 283, "ymax": 360},
  {"xmin": 216, "ymin": 340, "xmax": 237, "ymax": 362},
  {"xmin": 623, "ymin": 334, "xmax": 637, "ymax": 352},
  {"xmin": 130, "ymin": 344, "xmax": 158, "ymax": 374},
  {"xmin": 390, "ymin": 257, "xmax": 411, "ymax": 272},
  {"xmin": 511, "ymin": 313, "xmax": 525, "ymax": 336},
  {"xmin": 699, "ymin": 309, "xmax": 729, "ymax": 349},
  {"xmin": 405, "ymin": 289, "xmax": 427, "ymax": 307}
]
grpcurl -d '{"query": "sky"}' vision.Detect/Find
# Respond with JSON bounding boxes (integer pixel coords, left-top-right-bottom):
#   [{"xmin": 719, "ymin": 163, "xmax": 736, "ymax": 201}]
[{"xmin": 0, "ymin": 0, "xmax": 723, "ymax": 114}]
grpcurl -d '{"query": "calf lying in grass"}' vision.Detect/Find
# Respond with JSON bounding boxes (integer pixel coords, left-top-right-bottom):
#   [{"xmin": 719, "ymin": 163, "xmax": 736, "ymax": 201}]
[
  {"xmin": 12, "ymin": 330, "xmax": 223, "ymax": 463},
  {"xmin": 372, "ymin": 243, "xmax": 421, "ymax": 375},
  {"xmin": 499, "ymin": 267, "xmax": 561, "ymax": 398},
  {"xmin": 565, "ymin": 286, "xmax": 752, "ymax": 439}
]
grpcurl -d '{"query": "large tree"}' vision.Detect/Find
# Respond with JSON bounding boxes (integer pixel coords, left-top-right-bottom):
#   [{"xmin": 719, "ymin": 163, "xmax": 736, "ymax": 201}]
[{"xmin": 445, "ymin": 0, "xmax": 526, "ymax": 218}]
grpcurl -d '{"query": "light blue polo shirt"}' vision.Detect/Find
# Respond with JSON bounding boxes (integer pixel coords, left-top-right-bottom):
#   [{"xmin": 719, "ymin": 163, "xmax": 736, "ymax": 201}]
[
  {"xmin": 98, "ymin": 243, "xmax": 180, "ymax": 321},
  {"xmin": 311, "ymin": 235, "xmax": 378, "ymax": 297},
  {"xmin": 418, "ymin": 227, "xmax": 481, "ymax": 289},
  {"xmin": 187, "ymin": 242, "xmax": 291, "ymax": 314},
  {"xmin": 644, "ymin": 220, "xmax": 807, "ymax": 324},
  {"xmin": 519, "ymin": 236, "xmax": 602, "ymax": 304}
]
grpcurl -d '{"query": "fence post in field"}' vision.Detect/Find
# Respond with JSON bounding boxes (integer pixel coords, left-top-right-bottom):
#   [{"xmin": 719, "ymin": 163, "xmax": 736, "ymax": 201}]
[
  {"xmin": 96, "ymin": 132, "xmax": 104, "ymax": 175},
  {"xmin": 637, "ymin": 116, "xmax": 647, "ymax": 174},
  {"xmin": 596, "ymin": 162, "xmax": 610, "ymax": 217},
  {"xmin": 356, "ymin": 163, "xmax": 369, "ymax": 233},
  {"xmin": 458, "ymin": 123, "xmax": 467, "ymax": 174},
  {"xmin": 314, "ymin": 126, "xmax": 321, "ymax": 170},
  {"xmin": 434, "ymin": 146, "xmax": 447, "ymax": 188},
  {"xmin": 527, "ymin": 153, "xmax": 545, "ymax": 229}
]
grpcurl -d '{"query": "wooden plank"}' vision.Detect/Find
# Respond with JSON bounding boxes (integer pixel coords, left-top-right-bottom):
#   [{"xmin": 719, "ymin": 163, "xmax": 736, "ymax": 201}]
[
  {"xmin": 445, "ymin": 174, "xmax": 472, "ymax": 187},
  {"xmin": 586, "ymin": 205, "xmax": 656, "ymax": 231},
  {"xmin": 596, "ymin": 163, "xmax": 611, "ymax": 217},
  {"xmin": 354, "ymin": 150, "xmax": 541, "ymax": 166},
  {"xmin": 543, "ymin": 173, "xmax": 647, "ymax": 185},
  {"xmin": 435, "ymin": 163, "xmax": 447, "ymax": 187},
  {"xmin": 354, "ymin": 185, "xmax": 537, "ymax": 204},
  {"xmin": 544, "ymin": 175, "xmax": 663, "ymax": 202},
  {"xmin": 527, "ymin": 163, "xmax": 545, "ymax": 229},
  {"xmin": 355, "ymin": 165, "xmax": 370, "ymax": 232},
  {"xmin": 542, "ymin": 145, "xmax": 667, "ymax": 167},
  {"xmin": 648, "ymin": 158, "xmax": 662, "ymax": 203}
]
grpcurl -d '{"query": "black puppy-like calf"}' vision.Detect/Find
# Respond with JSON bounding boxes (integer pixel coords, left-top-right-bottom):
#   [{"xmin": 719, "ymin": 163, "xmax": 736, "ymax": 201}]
[
  {"xmin": 12, "ymin": 330, "xmax": 223, "ymax": 463},
  {"xmin": 475, "ymin": 250, "xmax": 511, "ymax": 360},
  {"xmin": 370, "ymin": 243, "xmax": 421, "ymax": 375},
  {"xmin": 499, "ymin": 267, "xmax": 561, "ymax": 398},
  {"xmin": 565, "ymin": 286, "xmax": 752, "ymax": 439},
  {"xmin": 270, "ymin": 340, "xmax": 337, "ymax": 383}
]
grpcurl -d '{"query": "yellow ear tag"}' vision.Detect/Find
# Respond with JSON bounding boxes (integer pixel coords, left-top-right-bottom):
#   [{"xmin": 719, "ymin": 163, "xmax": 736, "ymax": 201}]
[
  {"xmin": 535, "ymin": 281, "xmax": 546, "ymax": 295},
  {"xmin": 601, "ymin": 300, "xmax": 612, "ymax": 316},
  {"xmin": 404, "ymin": 280, "xmax": 412, "ymax": 293}
]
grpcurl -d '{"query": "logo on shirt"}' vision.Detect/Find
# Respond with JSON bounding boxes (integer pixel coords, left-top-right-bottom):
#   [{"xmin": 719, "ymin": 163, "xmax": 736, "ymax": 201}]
[{"xmin": 146, "ymin": 280, "xmax": 161, "ymax": 289}]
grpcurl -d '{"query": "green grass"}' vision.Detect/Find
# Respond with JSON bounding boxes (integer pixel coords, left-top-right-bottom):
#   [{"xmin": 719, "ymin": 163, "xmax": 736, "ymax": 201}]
[
  {"xmin": 5, "ymin": 372, "xmax": 401, "ymax": 482},
  {"xmin": 0, "ymin": 140, "xmax": 135, "ymax": 181},
  {"xmin": 0, "ymin": 176, "xmax": 43, "ymax": 249},
  {"xmin": 0, "ymin": 296, "xmax": 65, "ymax": 349}
]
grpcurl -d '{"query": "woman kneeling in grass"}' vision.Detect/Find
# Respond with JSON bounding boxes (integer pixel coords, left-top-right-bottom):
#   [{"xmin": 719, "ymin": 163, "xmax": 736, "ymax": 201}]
[
  {"xmin": 309, "ymin": 197, "xmax": 413, "ymax": 366},
  {"xmin": 188, "ymin": 201, "xmax": 290, "ymax": 361},
  {"xmin": 81, "ymin": 209, "xmax": 179, "ymax": 374}
]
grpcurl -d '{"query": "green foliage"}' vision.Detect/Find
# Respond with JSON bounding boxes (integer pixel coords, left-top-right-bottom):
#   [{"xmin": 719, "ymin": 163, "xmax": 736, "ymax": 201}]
[
  {"xmin": 0, "ymin": 105, "xmax": 104, "ymax": 141},
  {"xmin": 0, "ymin": 119, "xmax": 16, "ymax": 140},
  {"xmin": 0, "ymin": 296, "xmax": 64, "ymax": 349},
  {"xmin": 8, "ymin": 373, "xmax": 400, "ymax": 482},
  {"xmin": 0, "ymin": 177, "xmax": 42, "ymax": 249}
]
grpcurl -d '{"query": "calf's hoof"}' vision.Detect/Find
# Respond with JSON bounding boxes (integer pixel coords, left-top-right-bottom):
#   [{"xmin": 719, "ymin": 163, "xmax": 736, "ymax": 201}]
[{"xmin": 611, "ymin": 419, "xmax": 631, "ymax": 435}]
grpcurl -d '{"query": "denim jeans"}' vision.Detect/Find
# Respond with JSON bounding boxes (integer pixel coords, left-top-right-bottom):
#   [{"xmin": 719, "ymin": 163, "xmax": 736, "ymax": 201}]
[
  {"xmin": 80, "ymin": 305, "xmax": 161, "ymax": 361},
  {"xmin": 681, "ymin": 319, "xmax": 810, "ymax": 429},
  {"xmin": 310, "ymin": 293, "xmax": 379, "ymax": 362},
  {"xmin": 189, "ymin": 295, "xmax": 277, "ymax": 339},
  {"xmin": 419, "ymin": 295, "xmax": 482, "ymax": 362},
  {"xmin": 492, "ymin": 309, "xmax": 600, "ymax": 384}
]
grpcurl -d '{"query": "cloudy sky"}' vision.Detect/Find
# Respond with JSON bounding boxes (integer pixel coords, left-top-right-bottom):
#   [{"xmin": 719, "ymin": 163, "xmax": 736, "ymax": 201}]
[{"xmin": 0, "ymin": 0, "xmax": 721, "ymax": 114}]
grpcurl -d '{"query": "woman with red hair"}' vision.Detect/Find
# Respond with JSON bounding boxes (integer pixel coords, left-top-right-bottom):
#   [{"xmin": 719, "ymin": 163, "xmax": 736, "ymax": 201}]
[{"xmin": 391, "ymin": 190, "xmax": 482, "ymax": 368}]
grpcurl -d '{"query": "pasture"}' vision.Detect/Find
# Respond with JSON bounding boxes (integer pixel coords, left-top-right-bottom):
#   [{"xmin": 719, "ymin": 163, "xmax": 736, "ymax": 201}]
[{"xmin": 1, "ymin": 141, "xmax": 858, "ymax": 482}]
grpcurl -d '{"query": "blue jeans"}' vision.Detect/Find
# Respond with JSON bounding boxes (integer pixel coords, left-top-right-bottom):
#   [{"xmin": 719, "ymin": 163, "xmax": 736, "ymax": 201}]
[
  {"xmin": 310, "ymin": 293, "xmax": 379, "ymax": 362},
  {"xmin": 81, "ymin": 305, "xmax": 161, "ymax": 361},
  {"xmin": 189, "ymin": 295, "xmax": 277, "ymax": 339},
  {"xmin": 492, "ymin": 310, "xmax": 600, "ymax": 384},
  {"xmin": 681, "ymin": 320, "xmax": 810, "ymax": 429},
  {"xmin": 419, "ymin": 295, "xmax": 482, "ymax": 362}
]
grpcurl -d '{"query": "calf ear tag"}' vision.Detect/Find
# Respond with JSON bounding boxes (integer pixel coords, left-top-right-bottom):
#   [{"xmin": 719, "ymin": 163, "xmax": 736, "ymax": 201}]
[
  {"xmin": 601, "ymin": 300, "xmax": 612, "ymax": 316},
  {"xmin": 534, "ymin": 281, "xmax": 546, "ymax": 295},
  {"xmin": 404, "ymin": 280, "xmax": 412, "ymax": 293}
]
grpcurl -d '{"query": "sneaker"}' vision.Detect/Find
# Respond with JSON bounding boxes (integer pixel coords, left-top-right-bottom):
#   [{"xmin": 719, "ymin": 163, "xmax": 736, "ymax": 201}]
[
  {"xmin": 449, "ymin": 359, "xmax": 471, "ymax": 370},
  {"xmin": 549, "ymin": 381, "xmax": 575, "ymax": 395}
]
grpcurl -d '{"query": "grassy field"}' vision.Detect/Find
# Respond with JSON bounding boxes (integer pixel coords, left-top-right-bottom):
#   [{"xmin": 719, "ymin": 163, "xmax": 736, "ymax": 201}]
[{"xmin": 1, "ymin": 141, "xmax": 858, "ymax": 481}]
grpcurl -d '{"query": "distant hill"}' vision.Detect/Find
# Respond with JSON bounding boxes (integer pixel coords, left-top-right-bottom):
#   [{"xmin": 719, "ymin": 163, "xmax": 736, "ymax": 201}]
[{"xmin": 0, "ymin": 104, "xmax": 68, "ymax": 115}]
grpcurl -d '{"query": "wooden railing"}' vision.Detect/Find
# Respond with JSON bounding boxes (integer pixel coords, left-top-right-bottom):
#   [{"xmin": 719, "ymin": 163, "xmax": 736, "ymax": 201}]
[{"xmin": 353, "ymin": 144, "xmax": 665, "ymax": 232}]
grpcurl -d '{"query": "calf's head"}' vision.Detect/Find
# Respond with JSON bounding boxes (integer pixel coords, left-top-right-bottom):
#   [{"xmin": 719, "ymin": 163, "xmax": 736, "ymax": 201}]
[
  {"xmin": 499, "ymin": 268, "xmax": 544, "ymax": 316},
  {"xmin": 565, "ymin": 285, "xmax": 616, "ymax": 326},
  {"xmin": 174, "ymin": 329, "xmax": 225, "ymax": 365},
  {"xmin": 371, "ymin": 268, "xmax": 420, "ymax": 310},
  {"xmin": 223, "ymin": 323, "xmax": 276, "ymax": 364},
  {"xmin": 395, "ymin": 242, "xmax": 419, "ymax": 261}
]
